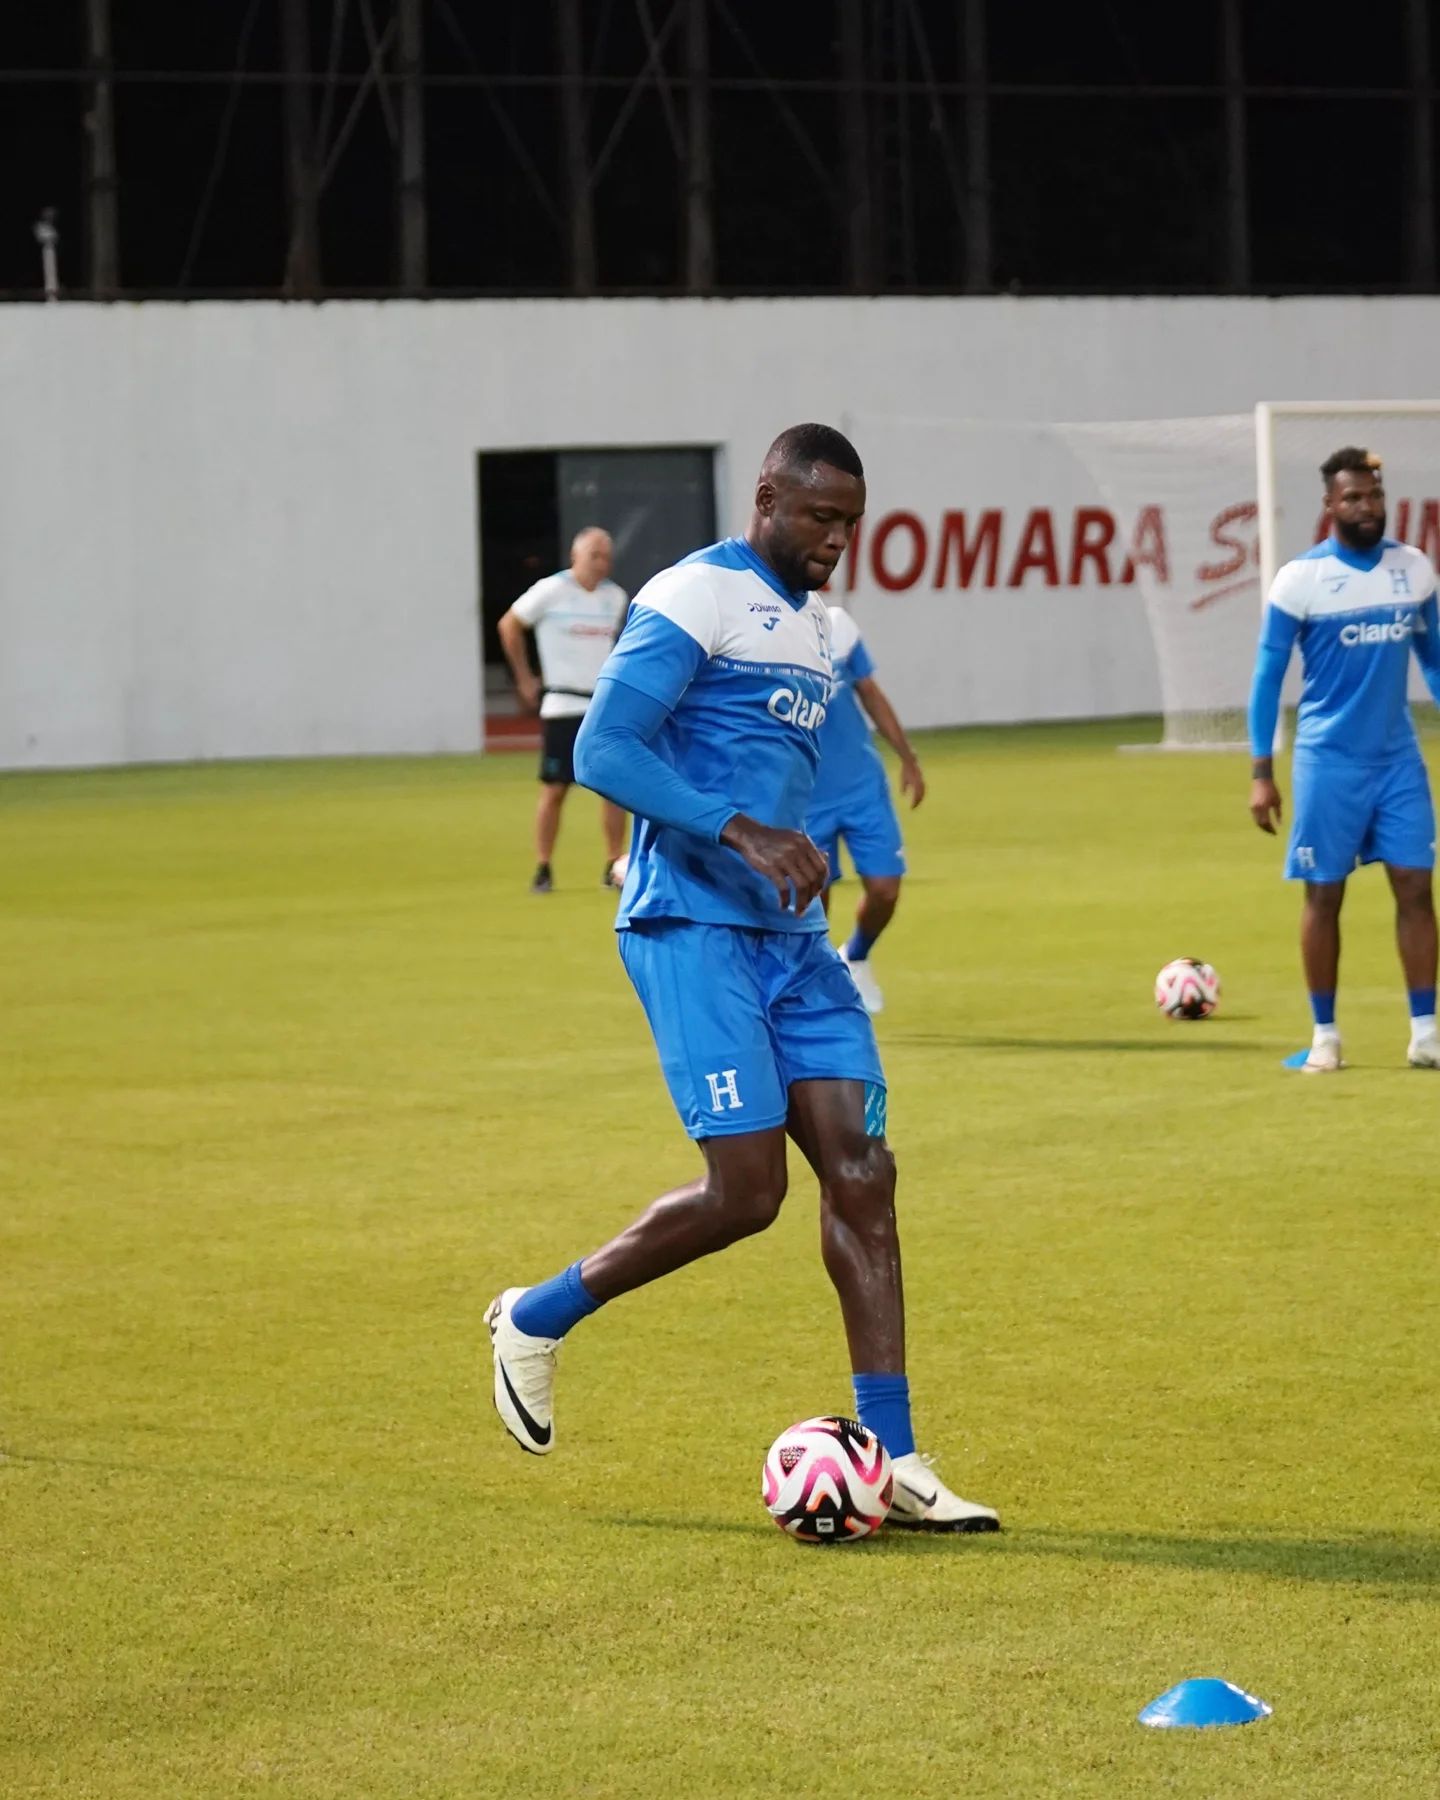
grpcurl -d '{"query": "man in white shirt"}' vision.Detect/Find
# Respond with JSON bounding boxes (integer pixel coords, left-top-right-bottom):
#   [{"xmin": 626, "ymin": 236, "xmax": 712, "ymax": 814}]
[{"xmin": 498, "ymin": 527, "xmax": 629, "ymax": 892}]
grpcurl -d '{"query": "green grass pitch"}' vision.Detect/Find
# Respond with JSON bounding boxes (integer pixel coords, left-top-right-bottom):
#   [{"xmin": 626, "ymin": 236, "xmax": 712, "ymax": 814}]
[{"xmin": 4, "ymin": 721, "xmax": 1439, "ymax": 1798}]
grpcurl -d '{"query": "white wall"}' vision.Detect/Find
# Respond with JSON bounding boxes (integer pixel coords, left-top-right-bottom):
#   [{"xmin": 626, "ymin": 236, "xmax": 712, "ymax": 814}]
[{"xmin": 3, "ymin": 297, "xmax": 1438, "ymax": 766}]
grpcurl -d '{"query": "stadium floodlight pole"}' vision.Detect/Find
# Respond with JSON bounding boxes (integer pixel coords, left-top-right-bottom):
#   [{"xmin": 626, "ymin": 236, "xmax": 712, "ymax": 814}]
[
  {"xmin": 556, "ymin": 0, "xmax": 596, "ymax": 295},
  {"xmin": 397, "ymin": 0, "xmax": 427, "ymax": 291},
  {"xmin": 280, "ymin": 0, "xmax": 322, "ymax": 297},
  {"xmin": 1219, "ymin": 0, "xmax": 1249, "ymax": 293},
  {"xmin": 683, "ymin": 0, "xmax": 714, "ymax": 293},
  {"xmin": 1403, "ymin": 0, "xmax": 1436, "ymax": 290},
  {"xmin": 961, "ymin": 0, "xmax": 991, "ymax": 293},
  {"xmin": 33, "ymin": 208, "xmax": 60, "ymax": 301},
  {"xmin": 83, "ymin": 0, "xmax": 119, "ymax": 297},
  {"xmin": 838, "ymin": 0, "xmax": 874, "ymax": 293}
]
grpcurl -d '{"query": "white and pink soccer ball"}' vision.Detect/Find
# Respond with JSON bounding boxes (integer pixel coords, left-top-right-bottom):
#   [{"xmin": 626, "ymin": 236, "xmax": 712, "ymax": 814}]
[
  {"xmin": 1154, "ymin": 957, "xmax": 1221, "ymax": 1020},
  {"xmin": 761, "ymin": 1416, "xmax": 893, "ymax": 1544}
]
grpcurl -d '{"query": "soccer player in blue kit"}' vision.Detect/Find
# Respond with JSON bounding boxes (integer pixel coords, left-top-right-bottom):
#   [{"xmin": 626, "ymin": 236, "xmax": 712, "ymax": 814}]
[
  {"xmin": 486, "ymin": 424, "xmax": 1000, "ymax": 1531},
  {"xmin": 808, "ymin": 604, "xmax": 925, "ymax": 1015},
  {"xmin": 1248, "ymin": 446, "xmax": 1440, "ymax": 1073}
]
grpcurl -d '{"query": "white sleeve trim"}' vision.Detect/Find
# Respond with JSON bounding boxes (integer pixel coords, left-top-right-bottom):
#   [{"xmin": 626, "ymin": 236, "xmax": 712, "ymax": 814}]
[
  {"xmin": 629, "ymin": 566, "xmax": 722, "ymax": 655},
  {"xmin": 1266, "ymin": 560, "xmax": 1310, "ymax": 620}
]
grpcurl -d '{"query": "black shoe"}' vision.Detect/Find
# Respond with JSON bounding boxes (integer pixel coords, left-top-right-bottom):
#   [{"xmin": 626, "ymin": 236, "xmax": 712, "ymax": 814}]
[{"xmin": 530, "ymin": 865, "xmax": 554, "ymax": 894}]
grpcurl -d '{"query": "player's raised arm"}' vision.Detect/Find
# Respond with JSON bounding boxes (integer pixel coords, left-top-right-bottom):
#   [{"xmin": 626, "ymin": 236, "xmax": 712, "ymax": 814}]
[{"xmin": 853, "ymin": 674, "xmax": 925, "ymax": 807}]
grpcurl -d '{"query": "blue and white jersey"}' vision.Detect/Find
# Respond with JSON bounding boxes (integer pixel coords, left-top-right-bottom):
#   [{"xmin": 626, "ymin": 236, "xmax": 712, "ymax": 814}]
[
  {"xmin": 600, "ymin": 537, "xmax": 833, "ymax": 933},
  {"xmin": 810, "ymin": 606, "xmax": 882, "ymax": 807},
  {"xmin": 1262, "ymin": 537, "xmax": 1440, "ymax": 760}
]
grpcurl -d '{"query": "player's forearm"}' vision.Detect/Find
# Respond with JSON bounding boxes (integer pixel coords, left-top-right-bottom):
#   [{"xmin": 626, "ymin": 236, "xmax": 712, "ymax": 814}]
[
  {"xmin": 1247, "ymin": 642, "xmax": 1289, "ymax": 760},
  {"xmin": 856, "ymin": 682, "xmax": 917, "ymax": 764},
  {"xmin": 496, "ymin": 614, "xmax": 533, "ymax": 687},
  {"xmin": 574, "ymin": 679, "xmax": 735, "ymax": 841}
]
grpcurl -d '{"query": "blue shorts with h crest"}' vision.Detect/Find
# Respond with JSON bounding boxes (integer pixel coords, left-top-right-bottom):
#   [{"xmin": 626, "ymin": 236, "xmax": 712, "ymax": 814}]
[
  {"xmin": 617, "ymin": 921, "xmax": 886, "ymax": 1139},
  {"xmin": 1286, "ymin": 747, "xmax": 1435, "ymax": 883}
]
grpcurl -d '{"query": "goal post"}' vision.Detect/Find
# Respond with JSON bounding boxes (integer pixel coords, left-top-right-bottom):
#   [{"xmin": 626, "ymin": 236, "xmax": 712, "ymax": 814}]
[{"xmin": 1255, "ymin": 401, "xmax": 1440, "ymax": 750}]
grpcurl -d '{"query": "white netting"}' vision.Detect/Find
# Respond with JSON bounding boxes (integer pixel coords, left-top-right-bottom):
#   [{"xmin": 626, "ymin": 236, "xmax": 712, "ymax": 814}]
[{"xmin": 1055, "ymin": 415, "xmax": 1257, "ymax": 748}]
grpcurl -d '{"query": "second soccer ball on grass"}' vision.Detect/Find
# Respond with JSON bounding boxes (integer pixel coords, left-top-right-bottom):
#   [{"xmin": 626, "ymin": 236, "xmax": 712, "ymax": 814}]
[{"xmin": 1155, "ymin": 957, "xmax": 1221, "ymax": 1020}]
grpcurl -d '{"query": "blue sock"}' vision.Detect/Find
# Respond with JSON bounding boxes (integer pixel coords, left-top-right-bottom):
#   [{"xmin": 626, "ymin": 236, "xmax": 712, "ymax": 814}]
[
  {"xmin": 1310, "ymin": 991, "xmax": 1336, "ymax": 1028},
  {"xmin": 852, "ymin": 1372, "xmax": 915, "ymax": 1460},
  {"xmin": 1408, "ymin": 987, "xmax": 1436, "ymax": 1020},
  {"xmin": 510, "ymin": 1261, "xmax": 602, "ymax": 1340},
  {"xmin": 845, "ymin": 927, "xmax": 878, "ymax": 964}
]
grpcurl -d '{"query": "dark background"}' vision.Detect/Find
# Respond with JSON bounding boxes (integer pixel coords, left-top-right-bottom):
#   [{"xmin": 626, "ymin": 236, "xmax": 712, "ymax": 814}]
[{"xmin": 4, "ymin": 0, "xmax": 1437, "ymax": 299}]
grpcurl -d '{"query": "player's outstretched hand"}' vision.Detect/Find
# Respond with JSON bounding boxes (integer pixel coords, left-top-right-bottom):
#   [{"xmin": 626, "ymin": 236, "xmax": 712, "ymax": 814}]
[
  {"xmin": 900, "ymin": 756, "xmax": 925, "ymax": 808},
  {"xmin": 1249, "ymin": 777, "xmax": 1283, "ymax": 835},
  {"xmin": 720, "ymin": 814, "xmax": 829, "ymax": 913}
]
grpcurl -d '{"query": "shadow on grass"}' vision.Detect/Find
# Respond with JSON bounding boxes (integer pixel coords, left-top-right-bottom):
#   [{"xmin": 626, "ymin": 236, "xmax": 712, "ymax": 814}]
[
  {"xmin": 601, "ymin": 1516, "xmax": 1440, "ymax": 1591},
  {"xmin": 889, "ymin": 1032, "xmax": 1261, "ymax": 1054},
  {"xmin": 995, "ymin": 1526, "xmax": 1440, "ymax": 1594}
]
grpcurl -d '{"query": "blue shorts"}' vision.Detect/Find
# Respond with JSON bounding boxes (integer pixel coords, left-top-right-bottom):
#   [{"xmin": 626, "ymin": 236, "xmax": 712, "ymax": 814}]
[
  {"xmin": 617, "ymin": 921, "xmax": 886, "ymax": 1139},
  {"xmin": 1286, "ymin": 748, "xmax": 1436, "ymax": 882},
  {"xmin": 807, "ymin": 762, "xmax": 906, "ymax": 885}
]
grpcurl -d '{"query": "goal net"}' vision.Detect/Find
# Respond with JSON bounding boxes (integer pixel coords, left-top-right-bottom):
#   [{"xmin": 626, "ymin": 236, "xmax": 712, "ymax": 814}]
[{"xmin": 1056, "ymin": 414, "xmax": 1257, "ymax": 749}]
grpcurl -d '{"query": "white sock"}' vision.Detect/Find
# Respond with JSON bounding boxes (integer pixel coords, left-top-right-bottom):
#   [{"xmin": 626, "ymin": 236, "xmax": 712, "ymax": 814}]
[
  {"xmin": 1410, "ymin": 1013, "xmax": 1436, "ymax": 1042},
  {"xmin": 1313, "ymin": 1023, "xmax": 1340, "ymax": 1045}
]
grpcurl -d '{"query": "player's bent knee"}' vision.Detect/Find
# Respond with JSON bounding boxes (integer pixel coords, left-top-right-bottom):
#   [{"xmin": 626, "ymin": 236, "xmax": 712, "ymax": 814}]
[
  {"xmin": 823, "ymin": 1141, "xmax": 896, "ymax": 1220},
  {"xmin": 865, "ymin": 877, "xmax": 902, "ymax": 908},
  {"xmin": 709, "ymin": 1167, "xmax": 787, "ymax": 1241}
]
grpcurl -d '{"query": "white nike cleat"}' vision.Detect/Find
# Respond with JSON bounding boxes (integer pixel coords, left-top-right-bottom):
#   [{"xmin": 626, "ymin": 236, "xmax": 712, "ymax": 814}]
[
  {"xmin": 1301, "ymin": 1035, "xmax": 1343, "ymax": 1074},
  {"xmin": 888, "ymin": 1451, "xmax": 1000, "ymax": 1533},
  {"xmin": 1408, "ymin": 1032, "xmax": 1440, "ymax": 1068},
  {"xmin": 839, "ymin": 947, "xmax": 884, "ymax": 1014},
  {"xmin": 486, "ymin": 1287, "xmax": 558, "ymax": 1455}
]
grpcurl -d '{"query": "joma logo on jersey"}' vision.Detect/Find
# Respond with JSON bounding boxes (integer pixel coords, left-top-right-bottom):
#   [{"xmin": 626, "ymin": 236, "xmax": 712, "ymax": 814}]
[
  {"xmin": 1339, "ymin": 614, "xmax": 1413, "ymax": 647},
  {"xmin": 748, "ymin": 602, "xmax": 783, "ymax": 633},
  {"xmin": 766, "ymin": 687, "xmax": 827, "ymax": 729}
]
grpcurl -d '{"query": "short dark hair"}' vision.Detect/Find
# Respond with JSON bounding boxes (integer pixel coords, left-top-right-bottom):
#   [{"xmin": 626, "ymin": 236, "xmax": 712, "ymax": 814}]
[
  {"xmin": 1320, "ymin": 445, "xmax": 1382, "ymax": 488},
  {"xmin": 763, "ymin": 422, "xmax": 864, "ymax": 481}
]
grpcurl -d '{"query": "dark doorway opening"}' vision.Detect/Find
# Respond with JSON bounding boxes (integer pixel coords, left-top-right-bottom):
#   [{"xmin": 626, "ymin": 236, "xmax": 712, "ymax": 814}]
[{"xmin": 477, "ymin": 445, "xmax": 718, "ymax": 745}]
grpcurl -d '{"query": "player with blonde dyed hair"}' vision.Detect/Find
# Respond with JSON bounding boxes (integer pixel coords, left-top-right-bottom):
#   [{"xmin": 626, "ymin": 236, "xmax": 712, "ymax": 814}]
[{"xmin": 498, "ymin": 527, "xmax": 629, "ymax": 892}]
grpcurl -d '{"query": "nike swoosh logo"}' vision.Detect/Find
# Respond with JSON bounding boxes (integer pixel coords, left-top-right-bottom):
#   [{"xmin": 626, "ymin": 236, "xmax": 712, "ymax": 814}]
[
  {"xmin": 499, "ymin": 1359, "xmax": 552, "ymax": 1446},
  {"xmin": 899, "ymin": 1482, "xmax": 938, "ymax": 1508}
]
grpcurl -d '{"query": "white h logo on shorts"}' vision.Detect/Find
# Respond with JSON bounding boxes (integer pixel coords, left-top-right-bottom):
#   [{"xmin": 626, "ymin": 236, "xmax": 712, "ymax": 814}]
[{"xmin": 704, "ymin": 1069, "xmax": 743, "ymax": 1111}]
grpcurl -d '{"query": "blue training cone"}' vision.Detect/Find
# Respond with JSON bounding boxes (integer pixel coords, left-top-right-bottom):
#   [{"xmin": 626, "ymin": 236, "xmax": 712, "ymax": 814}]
[{"xmin": 1138, "ymin": 1678, "xmax": 1272, "ymax": 1729}]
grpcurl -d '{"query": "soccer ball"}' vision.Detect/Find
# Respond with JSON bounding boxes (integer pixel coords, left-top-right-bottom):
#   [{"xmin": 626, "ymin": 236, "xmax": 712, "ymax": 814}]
[
  {"xmin": 1154, "ymin": 957, "xmax": 1221, "ymax": 1020},
  {"xmin": 761, "ymin": 1416, "xmax": 893, "ymax": 1544}
]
